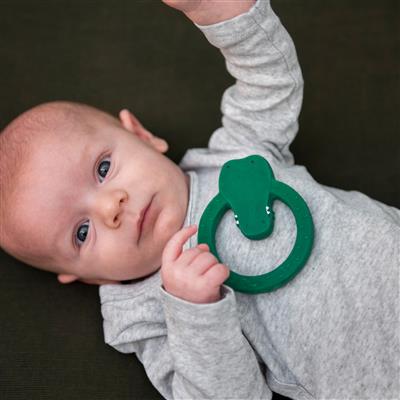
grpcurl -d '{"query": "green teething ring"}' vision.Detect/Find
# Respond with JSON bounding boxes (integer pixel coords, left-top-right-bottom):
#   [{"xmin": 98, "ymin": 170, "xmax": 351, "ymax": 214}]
[{"xmin": 197, "ymin": 155, "xmax": 314, "ymax": 294}]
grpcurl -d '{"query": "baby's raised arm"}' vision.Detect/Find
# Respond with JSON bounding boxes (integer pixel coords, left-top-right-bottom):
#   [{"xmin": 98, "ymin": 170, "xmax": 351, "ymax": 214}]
[{"xmin": 169, "ymin": 0, "xmax": 304, "ymax": 167}]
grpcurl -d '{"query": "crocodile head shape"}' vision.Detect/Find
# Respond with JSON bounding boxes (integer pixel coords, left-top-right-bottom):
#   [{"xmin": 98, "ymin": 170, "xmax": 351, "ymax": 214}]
[{"xmin": 219, "ymin": 155, "xmax": 275, "ymax": 240}]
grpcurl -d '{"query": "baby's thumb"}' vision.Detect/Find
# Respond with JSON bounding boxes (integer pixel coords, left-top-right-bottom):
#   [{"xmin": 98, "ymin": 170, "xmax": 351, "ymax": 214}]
[{"xmin": 162, "ymin": 224, "xmax": 197, "ymax": 265}]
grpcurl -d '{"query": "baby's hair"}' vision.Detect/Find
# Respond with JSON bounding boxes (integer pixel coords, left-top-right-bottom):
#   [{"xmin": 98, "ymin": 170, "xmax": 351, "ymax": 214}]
[{"xmin": 0, "ymin": 100, "xmax": 120, "ymax": 267}]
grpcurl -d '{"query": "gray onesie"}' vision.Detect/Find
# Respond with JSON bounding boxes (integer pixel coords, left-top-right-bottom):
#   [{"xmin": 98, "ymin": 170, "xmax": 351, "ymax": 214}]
[{"xmin": 100, "ymin": 0, "xmax": 400, "ymax": 398}]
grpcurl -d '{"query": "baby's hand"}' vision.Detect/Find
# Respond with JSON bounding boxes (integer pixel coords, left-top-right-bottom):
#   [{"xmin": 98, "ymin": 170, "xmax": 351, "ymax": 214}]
[
  {"xmin": 161, "ymin": 0, "xmax": 256, "ymax": 26},
  {"xmin": 161, "ymin": 224, "xmax": 230, "ymax": 304}
]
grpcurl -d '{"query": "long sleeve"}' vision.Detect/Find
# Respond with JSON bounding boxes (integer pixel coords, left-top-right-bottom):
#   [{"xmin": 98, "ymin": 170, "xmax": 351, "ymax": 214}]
[
  {"xmin": 158, "ymin": 286, "xmax": 272, "ymax": 400},
  {"xmin": 195, "ymin": 0, "xmax": 304, "ymax": 166},
  {"xmin": 100, "ymin": 273, "xmax": 272, "ymax": 400}
]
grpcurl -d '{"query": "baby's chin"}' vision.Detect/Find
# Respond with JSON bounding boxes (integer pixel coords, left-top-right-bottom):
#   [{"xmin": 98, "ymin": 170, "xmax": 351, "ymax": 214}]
[
  {"xmin": 128, "ymin": 267, "xmax": 161, "ymax": 284},
  {"xmin": 157, "ymin": 203, "xmax": 186, "ymax": 240}
]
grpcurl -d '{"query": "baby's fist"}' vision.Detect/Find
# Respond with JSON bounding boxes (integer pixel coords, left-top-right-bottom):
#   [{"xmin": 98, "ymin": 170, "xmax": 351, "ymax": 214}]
[
  {"xmin": 161, "ymin": 225, "xmax": 230, "ymax": 304},
  {"xmin": 161, "ymin": 0, "xmax": 256, "ymax": 26}
]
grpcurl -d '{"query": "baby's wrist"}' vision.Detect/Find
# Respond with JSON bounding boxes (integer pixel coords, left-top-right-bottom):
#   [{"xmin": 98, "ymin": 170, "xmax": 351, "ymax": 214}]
[
  {"xmin": 162, "ymin": 284, "xmax": 222, "ymax": 304},
  {"xmin": 185, "ymin": 0, "xmax": 256, "ymax": 26}
]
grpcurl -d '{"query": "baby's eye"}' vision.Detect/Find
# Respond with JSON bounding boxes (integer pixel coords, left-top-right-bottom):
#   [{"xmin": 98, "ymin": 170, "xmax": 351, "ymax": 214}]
[
  {"xmin": 76, "ymin": 221, "xmax": 89, "ymax": 245},
  {"xmin": 97, "ymin": 158, "xmax": 111, "ymax": 182}
]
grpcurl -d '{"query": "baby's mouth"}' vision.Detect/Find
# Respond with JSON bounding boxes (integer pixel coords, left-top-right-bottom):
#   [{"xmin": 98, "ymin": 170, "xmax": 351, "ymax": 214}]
[{"xmin": 137, "ymin": 195, "xmax": 154, "ymax": 244}]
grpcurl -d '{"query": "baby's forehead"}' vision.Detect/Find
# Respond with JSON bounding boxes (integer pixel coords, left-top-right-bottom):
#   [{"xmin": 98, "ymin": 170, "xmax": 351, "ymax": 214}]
[
  {"xmin": 23, "ymin": 102, "xmax": 118, "ymax": 144},
  {"xmin": 19, "ymin": 129, "xmax": 87, "ymax": 180},
  {"xmin": 28, "ymin": 109, "xmax": 119, "ymax": 157}
]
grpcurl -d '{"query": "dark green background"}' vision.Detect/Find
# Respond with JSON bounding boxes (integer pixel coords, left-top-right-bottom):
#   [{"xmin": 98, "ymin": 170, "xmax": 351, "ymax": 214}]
[{"xmin": 0, "ymin": 1, "xmax": 398, "ymax": 399}]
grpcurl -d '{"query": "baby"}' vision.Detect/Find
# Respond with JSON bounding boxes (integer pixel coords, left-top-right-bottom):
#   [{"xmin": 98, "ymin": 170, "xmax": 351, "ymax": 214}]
[
  {"xmin": 1, "ymin": 0, "xmax": 399, "ymax": 399},
  {"xmin": 0, "ymin": 100, "xmax": 193, "ymax": 286}
]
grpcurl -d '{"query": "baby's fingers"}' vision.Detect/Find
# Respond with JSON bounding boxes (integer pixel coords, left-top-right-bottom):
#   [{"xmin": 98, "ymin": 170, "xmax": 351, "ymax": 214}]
[
  {"xmin": 175, "ymin": 242, "xmax": 209, "ymax": 266},
  {"xmin": 189, "ymin": 250, "xmax": 219, "ymax": 275},
  {"xmin": 162, "ymin": 224, "xmax": 197, "ymax": 266},
  {"xmin": 202, "ymin": 263, "xmax": 230, "ymax": 287}
]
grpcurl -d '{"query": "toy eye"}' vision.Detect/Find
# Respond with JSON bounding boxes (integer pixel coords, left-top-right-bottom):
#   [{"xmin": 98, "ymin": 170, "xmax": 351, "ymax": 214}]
[
  {"xmin": 76, "ymin": 221, "xmax": 89, "ymax": 245},
  {"xmin": 97, "ymin": 158, "xmax": 110, "ymax": 182}
]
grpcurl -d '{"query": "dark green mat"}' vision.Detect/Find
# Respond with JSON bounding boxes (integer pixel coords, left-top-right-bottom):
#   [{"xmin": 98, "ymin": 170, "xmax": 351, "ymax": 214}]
[{"xmin": 1, "ymin": 1, "xmax": 398, "ymax": 399}]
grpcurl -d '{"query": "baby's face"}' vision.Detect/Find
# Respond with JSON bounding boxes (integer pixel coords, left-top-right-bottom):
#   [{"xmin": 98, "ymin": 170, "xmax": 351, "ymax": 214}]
[{"xmin": 12, "ymin": 110, "xmax": 189, "ymax": 285}]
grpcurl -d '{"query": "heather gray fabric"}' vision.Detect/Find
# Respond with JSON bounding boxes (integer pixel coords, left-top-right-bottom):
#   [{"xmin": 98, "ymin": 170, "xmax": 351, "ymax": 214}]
[{"xmin": 100, "ymin": 0, "xmax": 400, "ymax": 398}]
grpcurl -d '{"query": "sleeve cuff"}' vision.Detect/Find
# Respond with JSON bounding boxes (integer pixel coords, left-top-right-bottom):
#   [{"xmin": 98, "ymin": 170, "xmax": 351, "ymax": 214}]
[
  {"xmin": 194, "ymin": 0, "xmax": 269, "ymax": 48},
  {"xmin": 160, "ymin": 285, "xmax": 238, "ymax": 328}
]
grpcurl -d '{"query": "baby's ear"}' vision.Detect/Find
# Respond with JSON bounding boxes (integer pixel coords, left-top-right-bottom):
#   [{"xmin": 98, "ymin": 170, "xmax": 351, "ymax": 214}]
[
  {"xmin": 119, "ymin": 108, "xmax": 169, "ymax": 153},
  {"xmin": 57, "ymin": 274, "xmax": 78, "ymax": 284},
  {"xmin": 119, "ymin": 109, "xmax": 143, "ymax": 133}
]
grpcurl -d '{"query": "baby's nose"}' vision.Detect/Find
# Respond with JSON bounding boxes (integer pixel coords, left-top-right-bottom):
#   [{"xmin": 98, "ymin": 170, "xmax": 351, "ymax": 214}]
[{"xmin": 95, "ymin": 189, "xmax": 128, "ymax": 228}]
